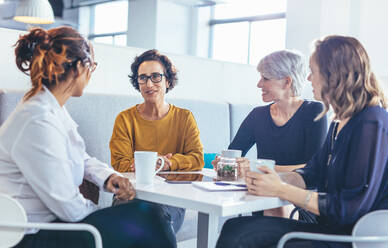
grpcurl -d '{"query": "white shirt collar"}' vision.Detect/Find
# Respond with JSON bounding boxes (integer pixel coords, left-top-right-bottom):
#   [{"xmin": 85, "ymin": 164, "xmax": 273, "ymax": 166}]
[
  {"xmin": 40, "ymin": 85, "xmax": 63, "ymax": 113},
  {"xmin": 37, "ymin": 85, "xmax": 78, "ymax": 130}
]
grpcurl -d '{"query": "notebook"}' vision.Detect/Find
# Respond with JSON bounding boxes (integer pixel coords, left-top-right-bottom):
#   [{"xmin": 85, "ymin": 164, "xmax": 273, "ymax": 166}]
[{"xmin": 192, "ymin": 181, "xmax": 247, "ymax": 191}]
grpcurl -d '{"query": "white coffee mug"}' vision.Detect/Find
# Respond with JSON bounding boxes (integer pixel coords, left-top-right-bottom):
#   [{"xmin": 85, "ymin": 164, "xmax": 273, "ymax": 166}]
[
  {"xmin": 134, "ymin": 151, "xmax": 164, "ymax": 185},
  {"xmin": 221, "ymin": 149, "xmax": 242, "ymax": 158},
  {"xmin": 249, "ymin": 159, "xmax": 275, "ymax": 174}
]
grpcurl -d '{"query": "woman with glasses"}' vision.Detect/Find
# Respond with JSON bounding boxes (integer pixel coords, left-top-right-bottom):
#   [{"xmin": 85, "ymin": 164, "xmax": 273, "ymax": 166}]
[
  {"xmin": 109, "ymin": 49, "xmax": 204, "ymax": 234},
  {"xmin": 217, "ymin": 35, "xmax": 388, "ymax": 248},
  {"xmin": 0, "ymin": 27, "xmax": 176, "ymax": 248}
]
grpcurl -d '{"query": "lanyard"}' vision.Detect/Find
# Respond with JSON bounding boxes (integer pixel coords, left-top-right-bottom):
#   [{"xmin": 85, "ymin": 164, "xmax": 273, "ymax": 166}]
[
  {"xmin": 327, "ymin": 122, "xmax": 339, "ymax": 166},
  {"xmin": 325, "ymin": 122, "xmax": 339, "ymax": 190}
]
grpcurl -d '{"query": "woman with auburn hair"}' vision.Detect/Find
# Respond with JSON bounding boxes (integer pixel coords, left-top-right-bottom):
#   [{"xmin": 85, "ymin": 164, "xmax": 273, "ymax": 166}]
[
  {"xmin": 0, "ymin": 27, "xmax": 175, "ymax": 248},
  {"xmin": 216, "ymin": 35, "xmax": 388, "ymax": 248}
]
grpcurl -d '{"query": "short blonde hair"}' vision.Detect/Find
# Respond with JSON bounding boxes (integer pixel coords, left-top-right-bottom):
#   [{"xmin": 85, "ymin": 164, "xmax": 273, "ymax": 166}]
[
  {"xmin": 257, "ymin": 50, "xmax": 307, "ymax": 96},
  {"xmin": 313, "ymin": 35, "xmax": 387, "ymax": 120}
]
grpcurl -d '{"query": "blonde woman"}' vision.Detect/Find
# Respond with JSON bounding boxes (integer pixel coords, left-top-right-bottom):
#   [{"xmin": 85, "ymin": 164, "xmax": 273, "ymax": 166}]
[{"xmin": 217, "ymin": 36, "xmax": 388, "ymax": 248}]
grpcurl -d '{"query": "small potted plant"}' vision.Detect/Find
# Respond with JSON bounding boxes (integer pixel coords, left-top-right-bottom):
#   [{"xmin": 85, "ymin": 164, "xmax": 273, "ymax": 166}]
[{"xmin": 217, "ymin": 158, "xmax": 238, "ymax": 181}]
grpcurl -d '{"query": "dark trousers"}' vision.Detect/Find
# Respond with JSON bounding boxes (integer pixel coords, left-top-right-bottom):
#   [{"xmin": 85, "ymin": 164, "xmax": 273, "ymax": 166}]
[
  {"xmin": 216, "ymin": 216, "xmax": 351, "ymax": 248},
  {"xmin": 14, "ymin": 200, "xmax": 176, "ymax": 248}
]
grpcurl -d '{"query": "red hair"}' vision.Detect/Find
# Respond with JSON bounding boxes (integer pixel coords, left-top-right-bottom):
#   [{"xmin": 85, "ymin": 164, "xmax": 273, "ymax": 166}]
[{"xmin": 14, "ymin": 26, "xmax": 91, "ymax": 100}]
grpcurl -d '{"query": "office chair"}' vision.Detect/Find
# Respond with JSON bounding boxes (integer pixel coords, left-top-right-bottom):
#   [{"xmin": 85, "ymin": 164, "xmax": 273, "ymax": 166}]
[
  {"xmin": 278, "ymin": 210, "xmax": 388, "ymax": 248},
  {"xmin": 0, "ymin": 193, "xmax": 102, "ymax": 248}
]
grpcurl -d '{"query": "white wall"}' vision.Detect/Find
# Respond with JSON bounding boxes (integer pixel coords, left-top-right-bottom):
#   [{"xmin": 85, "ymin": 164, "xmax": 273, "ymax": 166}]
[
  {"xmin": 126, "ymin": 0, "xmax": 200, "ymax": 56},
  {"xmin": 127, "ymin": 0, "xmax": 158, "ymax": 50},
  {"xmin": 0, "ymin": 28, "xmax": 30, "ymax": 90},
  {"xmin": 192, "ymin": 5, "xmax": 211, "ymax": 58},
  {"xmin": 156, "ymin": 0, "xmax": 190, "ymax": 54},
  {"xmin": 2, "ymin": 0, "xmax": 387, "ymax": 101},
  {"xmin": 0, "ymin": 27, "xmax": 262, "ymax": 105},
  {"xmin": 357, "ymin": 0, "xmax": 388, "ymax": 80},
  {"xmin": 286, "ymin": 0, "xmax": 388, "ymax": 94}
]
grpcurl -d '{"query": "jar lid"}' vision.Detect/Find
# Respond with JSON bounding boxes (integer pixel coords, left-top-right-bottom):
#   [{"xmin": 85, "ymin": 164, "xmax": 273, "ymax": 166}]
[{"xmin": 219, "ymin": 157, "xmax": 236, "ymax": 162}]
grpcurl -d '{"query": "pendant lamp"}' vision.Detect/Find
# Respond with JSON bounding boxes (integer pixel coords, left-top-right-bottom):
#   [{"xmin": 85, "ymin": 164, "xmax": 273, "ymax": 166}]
[{"xmin": 13, "ymin": 0, "xmax": 55, "ymax": 24}]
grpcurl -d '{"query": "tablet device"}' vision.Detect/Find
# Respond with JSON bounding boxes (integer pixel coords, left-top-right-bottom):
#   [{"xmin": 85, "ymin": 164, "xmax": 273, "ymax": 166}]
[{"xmin": 157, "ymin": 173, "xmax": 214, "ymax": 184}]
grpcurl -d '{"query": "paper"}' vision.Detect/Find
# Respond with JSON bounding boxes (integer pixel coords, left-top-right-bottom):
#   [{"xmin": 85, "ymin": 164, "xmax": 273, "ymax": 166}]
[{"xmin": 192, "ymin": 181, "xmax": 247, "ymax": 191}]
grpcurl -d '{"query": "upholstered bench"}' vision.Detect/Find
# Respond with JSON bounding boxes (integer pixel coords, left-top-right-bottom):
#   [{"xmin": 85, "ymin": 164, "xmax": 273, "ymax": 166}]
[{"xmin": 0, "ymin": 89, "xmax": 257, "ymax": 245}]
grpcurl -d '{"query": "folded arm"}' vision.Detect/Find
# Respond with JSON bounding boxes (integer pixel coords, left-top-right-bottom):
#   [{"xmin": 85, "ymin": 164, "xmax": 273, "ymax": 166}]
[
  {"xmin": 110, "ymin": 114, "xmax": 134, "ymax": 172},
  {"xmin": 169, "ymin": 112, "xmax": 204, "ymax": 171}
]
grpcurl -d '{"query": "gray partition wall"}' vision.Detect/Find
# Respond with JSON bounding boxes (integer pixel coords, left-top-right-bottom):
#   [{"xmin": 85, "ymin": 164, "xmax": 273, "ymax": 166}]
[
  {"xmin": 229, "ymin": 103, "xmax": 258, "ymax": 160},
  {"xmin": 0, "ymin": 90, "xmax": 231, "ymax": 165}
]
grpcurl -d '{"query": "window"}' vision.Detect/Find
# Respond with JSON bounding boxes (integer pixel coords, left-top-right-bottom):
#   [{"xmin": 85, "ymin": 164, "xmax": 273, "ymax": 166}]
[
  {"xmin": 210, "ymin": 0, "xmax": 287, "ymax": 65},
  {"xmin": 212, "ymin": 22, "xmax": 249, "ymax": 64},
  {"xmin": 88, "ymin": 0, "xmax": 128, "ymax": 46},
  {"xmin": 249, "ymin": 18, "xmax": 286, "ymax": 65}
]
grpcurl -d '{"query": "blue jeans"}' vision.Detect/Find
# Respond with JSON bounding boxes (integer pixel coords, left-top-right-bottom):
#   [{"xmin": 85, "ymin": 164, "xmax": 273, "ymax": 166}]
[
  {"xmin": 113, "ymin": 198, "xmax": 185, "ymax": 234},
  {"xmin": 159, "ymin": 203, "xmax": 186, "ymax": 234}
]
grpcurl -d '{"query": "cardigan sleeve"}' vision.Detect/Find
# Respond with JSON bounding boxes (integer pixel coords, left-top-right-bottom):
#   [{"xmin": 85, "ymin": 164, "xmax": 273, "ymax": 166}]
[
  {"xmin": 318, "ymin": 121, "xmax": 388, "ymax": 227},
  {"xmin": 170, "ymin": 112, "xmax": 204, "ymax": 171},
  {"xmin": 109, "ymin": 113, "xmax": 134, "ymax": 172}
]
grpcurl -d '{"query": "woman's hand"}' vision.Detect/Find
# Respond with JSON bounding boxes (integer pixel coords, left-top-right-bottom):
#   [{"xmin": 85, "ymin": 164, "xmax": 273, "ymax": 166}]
[
  {"xmin": 237, "ymin": 157, "xmax": 249, "ymax": 180},
  {"xmin": 246, "ymin": 166, "xmax": 283, "ymax": 197},
  {"xmin": 156, "ymin": 153, "xmax": 172, "ymax": 171},
  {"xmin": 211, "ymin": 156, "xmax": 220, "ymax": 171},
  {"xmin": 105, "ymin": 174, "xmax": 136, "ymax": 201},
  {"xmin": 129, "ymin": 161, "xmax": 135, "ymax": 172},
  {"xmin": 212, "ymin": 156, "xmax": 248, "ymax": 175}
]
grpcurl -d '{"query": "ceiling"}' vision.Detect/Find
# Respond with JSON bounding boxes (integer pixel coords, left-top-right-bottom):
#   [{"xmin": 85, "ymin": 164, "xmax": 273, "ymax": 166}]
[
  {"xmin": 1, "ymin": 0, "xmax": 235, "ymax": 7},
  {"xmin": 73, "ymin": 0, "xmax": 233, "ymax": 7}
]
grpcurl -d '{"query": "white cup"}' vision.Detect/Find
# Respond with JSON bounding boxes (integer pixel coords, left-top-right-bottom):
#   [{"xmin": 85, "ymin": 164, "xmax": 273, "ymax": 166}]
[
  {"xmin": 221, "ymin": 149, "xmax": 242, "ymax": 158},
  {"xmin": 249, "ymin": 159, "xmax": 275, "ymax": 174},
  {"xmin": 134, "ymin": 151, "xmax": 164, "ymax": 185}
]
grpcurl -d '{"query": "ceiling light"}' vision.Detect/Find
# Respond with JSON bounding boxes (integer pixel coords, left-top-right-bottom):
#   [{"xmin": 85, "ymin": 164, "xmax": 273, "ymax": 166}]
[{"xmin": 13, "ymin": 0, "xmax": 55, "ymax": 24}]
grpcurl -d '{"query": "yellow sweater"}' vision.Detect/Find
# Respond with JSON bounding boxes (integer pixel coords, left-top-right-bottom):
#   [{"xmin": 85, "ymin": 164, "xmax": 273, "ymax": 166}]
[{"xmin": 110, "ymin": 104, "xmax": 204, "ymax": 172}]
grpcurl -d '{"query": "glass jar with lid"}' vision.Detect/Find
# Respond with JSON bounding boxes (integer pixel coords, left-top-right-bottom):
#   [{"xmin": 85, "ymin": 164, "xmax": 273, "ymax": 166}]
[{"xmin": 216, "ymin": 157, "xmax": 238, "ymax": 181}]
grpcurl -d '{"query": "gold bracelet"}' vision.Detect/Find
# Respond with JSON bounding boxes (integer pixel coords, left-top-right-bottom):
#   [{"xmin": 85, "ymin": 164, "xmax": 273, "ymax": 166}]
[{"xmin": 304, "ymin": 190, "xmax": 313, "ymax": 209}]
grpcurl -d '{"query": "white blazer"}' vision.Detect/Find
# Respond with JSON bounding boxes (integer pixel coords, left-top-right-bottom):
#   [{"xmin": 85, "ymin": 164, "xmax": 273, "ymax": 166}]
[{"xmin": 0, "ymin": 87, "xmax": 119, "ymax": 232}]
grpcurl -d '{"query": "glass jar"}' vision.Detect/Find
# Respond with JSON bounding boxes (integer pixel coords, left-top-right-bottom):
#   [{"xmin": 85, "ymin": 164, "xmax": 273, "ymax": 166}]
[{"xmin": 216, "ymin": 157, "xmax": 238, "ymax": 181}]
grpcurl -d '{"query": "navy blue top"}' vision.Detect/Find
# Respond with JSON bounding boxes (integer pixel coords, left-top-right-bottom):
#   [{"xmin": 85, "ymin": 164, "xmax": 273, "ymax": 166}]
[
  {"xmin": 229, "ymin": 101, "xmax": 328, "ymax": 165},
  {"xmin": 297, "ymin": 106, "xmax": 388, "ymax": 233}
]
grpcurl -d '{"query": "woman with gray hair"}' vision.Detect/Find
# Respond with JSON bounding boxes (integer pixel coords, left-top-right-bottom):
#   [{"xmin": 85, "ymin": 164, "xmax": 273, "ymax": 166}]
[
  {"xmin": 223, "ymin": 50, "xmax": 328, "ymax": 217},
  {"xmin": 229, "ymin": 49, "xmax": 327, "ymax": 172}
]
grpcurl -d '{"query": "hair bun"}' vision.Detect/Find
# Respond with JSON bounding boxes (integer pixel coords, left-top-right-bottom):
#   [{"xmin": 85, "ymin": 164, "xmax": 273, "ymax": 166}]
[
  {"xmin": 27, "ymin": 28, "xmax": 51, "ymax": 51},
  {"xmin": 14, "ymin": 28, "xmax": 50, "ymax": 73}
]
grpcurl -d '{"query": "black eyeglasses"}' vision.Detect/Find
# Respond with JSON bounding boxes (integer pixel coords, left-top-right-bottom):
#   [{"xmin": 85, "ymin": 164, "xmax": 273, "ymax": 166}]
[
  {"xmin": 67, "ymin": 57, "xmax": 97, "ymax": 73},
  {"xmin": 137, "ymin": 73, "xmax": 165, "ymax": 84},
  {"xmin": 86, "ymin": 61, "xmax": 98, "ymax": 73}
]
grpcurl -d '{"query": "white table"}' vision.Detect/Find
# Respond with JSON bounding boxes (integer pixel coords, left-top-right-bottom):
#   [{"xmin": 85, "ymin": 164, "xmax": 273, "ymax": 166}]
[{"xmin": 123, "ymin": 169, "xmax": 289, "ymax": 248}]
